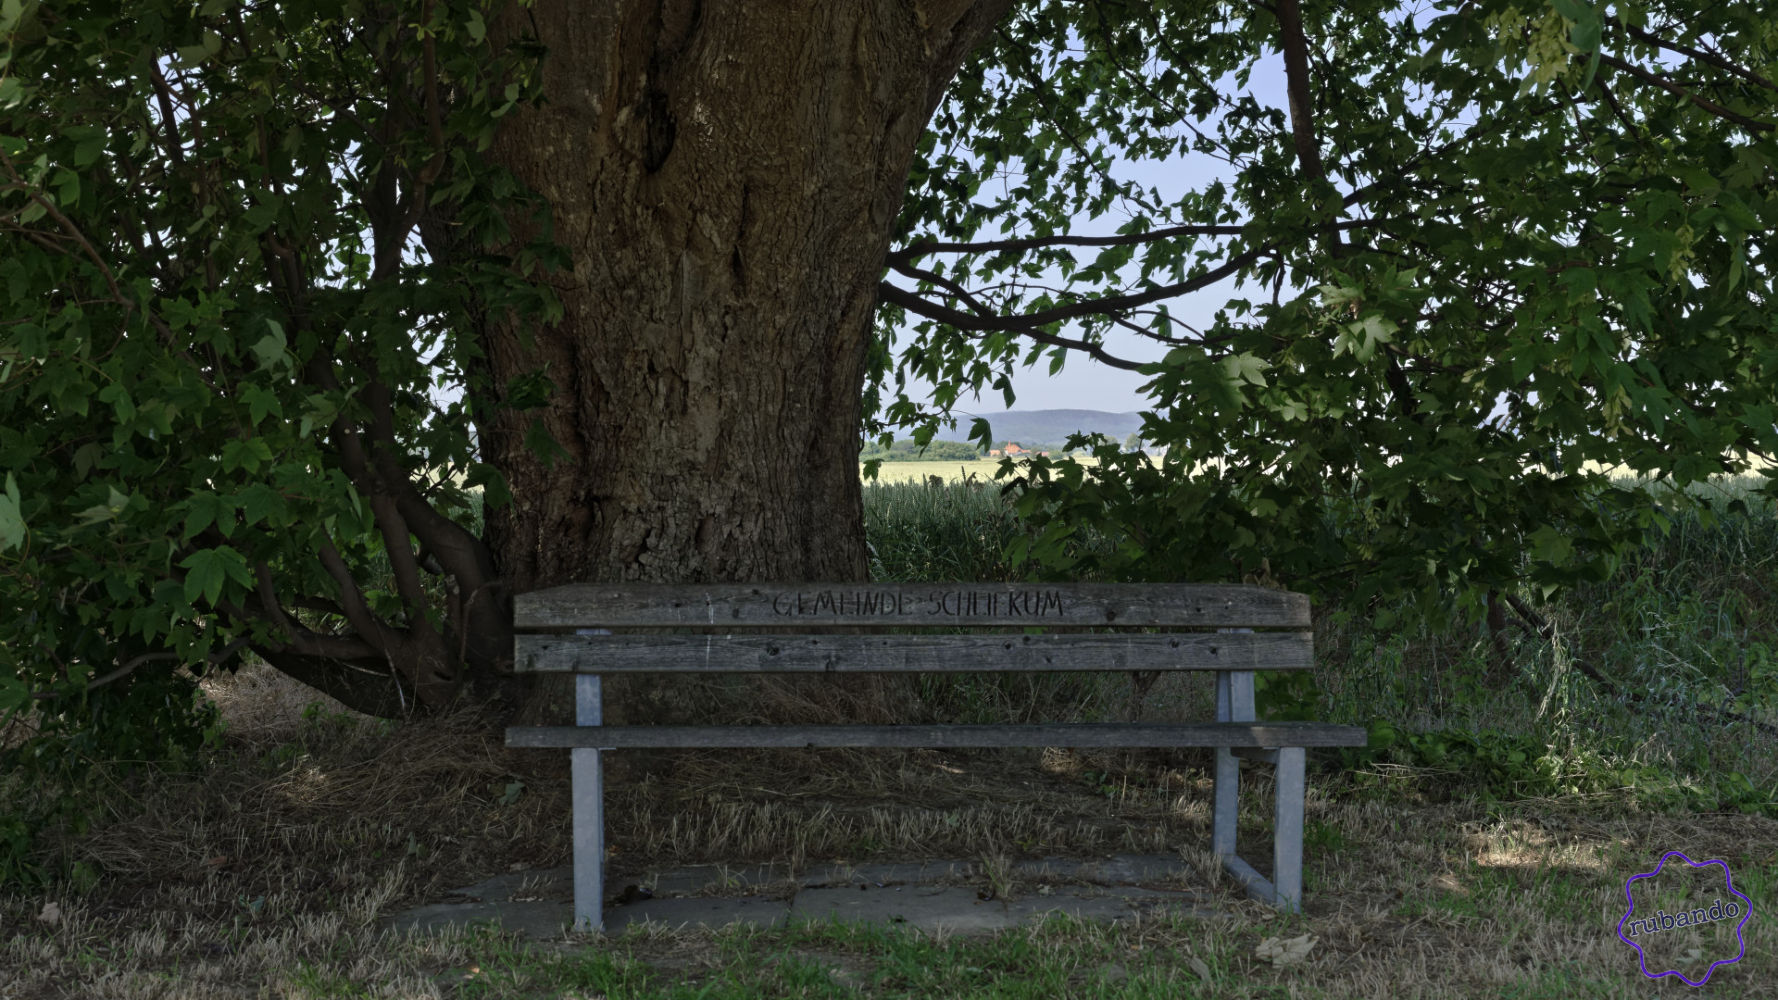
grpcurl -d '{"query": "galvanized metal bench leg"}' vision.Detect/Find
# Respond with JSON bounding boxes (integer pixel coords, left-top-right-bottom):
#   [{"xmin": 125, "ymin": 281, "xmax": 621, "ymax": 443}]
[
  {"xmin": 1212, "ymin": 746, "xmax": 1239, "ymax": 859},
  {"xmin": 1272, "ymin": 746, "xmax": 1305, "ymax": 913},
  {"xmin": 572, "ymin": 671, "xmax": 605, "ymax": 933},
  {"xmin": 1215, "ymin": 662, "xmax": 1310, "ymax": 911},
  {"xmin": 1212, "ymin": 668, "xmax": 1253, "ymax": 862}
]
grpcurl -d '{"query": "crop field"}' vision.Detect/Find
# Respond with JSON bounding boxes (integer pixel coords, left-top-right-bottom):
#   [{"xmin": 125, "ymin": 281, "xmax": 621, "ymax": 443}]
[
  {"xmin": 864, "ymin": 457, "xmax": 1124, "ymax": 485},
  {"xmin": 864, "ymin": 460, "xmax": 1013, "ymax": 484}
]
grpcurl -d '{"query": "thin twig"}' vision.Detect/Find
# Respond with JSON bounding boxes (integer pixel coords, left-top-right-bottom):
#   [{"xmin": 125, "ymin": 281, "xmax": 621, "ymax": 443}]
[
  {"xmin": 1502, "ymin": 593, "xmax": 1778, "ymax": 739},
  {"xmin": 1597, "ymin": 54, "xmax": 1774, "ymax": 133},
  {"xmin": 31, "ymin": 638, "xmax": 253, "ymax": 701},
  {"xmin": 1621, "ymin": 23, "xmax": 1778, "ymax": 94}
]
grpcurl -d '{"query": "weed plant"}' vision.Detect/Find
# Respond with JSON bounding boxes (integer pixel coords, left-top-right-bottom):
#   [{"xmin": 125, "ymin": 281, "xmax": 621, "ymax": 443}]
[{"xmin": 864, "ymin": 476, "xmax": 1778, "ymax": 819}]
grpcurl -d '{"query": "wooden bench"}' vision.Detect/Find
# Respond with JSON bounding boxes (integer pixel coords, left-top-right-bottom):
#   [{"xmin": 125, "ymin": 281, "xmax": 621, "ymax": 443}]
[{"xmin": 505, "ymin": 582, "xmax": 1367, "ymax": 931}]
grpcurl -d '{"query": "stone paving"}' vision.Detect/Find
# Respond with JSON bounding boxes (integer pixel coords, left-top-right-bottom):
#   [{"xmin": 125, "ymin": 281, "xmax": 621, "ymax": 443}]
[{"xmin": 384, "ymin": 854, "xmax": 1225, "ymax": 938}]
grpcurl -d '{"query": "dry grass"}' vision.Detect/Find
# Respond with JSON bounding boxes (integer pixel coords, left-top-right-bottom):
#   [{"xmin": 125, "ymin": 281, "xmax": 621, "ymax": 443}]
[
  {"xmin": 2, "ymin": 661, "xmax": 1774, "ymax": 998},
  {"xmin": 0, "ymin": 662, "xmax": 566, "ymax": 999}
]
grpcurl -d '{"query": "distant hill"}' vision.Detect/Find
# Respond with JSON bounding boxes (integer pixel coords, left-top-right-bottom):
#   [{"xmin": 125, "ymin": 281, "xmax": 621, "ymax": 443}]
[{"xmin": 928, "ymin": 409, "xmax": 1146, "ymax": 448}]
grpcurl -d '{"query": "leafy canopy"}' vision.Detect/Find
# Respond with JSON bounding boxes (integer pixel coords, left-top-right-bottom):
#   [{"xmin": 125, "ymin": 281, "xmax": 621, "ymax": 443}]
[
  {"xmin": 0, "ymin": 0, "xmax": 1775, "ymax": 868},
  {"xmin": 0, "ymin": 0, "xmax": 554, "ymax": 875},
  {"xmin": 875, "ymin": 0, "xmax": 1777, "ymax": 619}
]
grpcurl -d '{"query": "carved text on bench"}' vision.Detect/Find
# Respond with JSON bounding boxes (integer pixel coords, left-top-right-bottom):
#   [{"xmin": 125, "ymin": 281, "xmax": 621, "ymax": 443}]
[{"xmin": 768, "ymin": 588, "xmax": 1068, "ymax": 618}]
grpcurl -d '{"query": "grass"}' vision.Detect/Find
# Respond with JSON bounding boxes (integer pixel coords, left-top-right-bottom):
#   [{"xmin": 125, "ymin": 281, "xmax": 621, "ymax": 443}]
[
  {"xmin": 2, "ymin": 476, "xmax": 1775, "ymax": 997},
  {"xmin": 4, "ymin": 710, "xmax": 1773, "ymax": 998},
  {"xmin": 1313, "ymin": 477, "xmax": 1778, "ymax": 814}
]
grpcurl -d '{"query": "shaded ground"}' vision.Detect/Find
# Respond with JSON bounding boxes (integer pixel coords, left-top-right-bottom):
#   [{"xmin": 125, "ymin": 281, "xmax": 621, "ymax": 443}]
[
  {"xmin": 1, "ymin": 662, "xmax": 1773, "ymax": 998},
  {"xmin": 383, "ymin": 855, "xmax": 1226, "ymax": 938}
]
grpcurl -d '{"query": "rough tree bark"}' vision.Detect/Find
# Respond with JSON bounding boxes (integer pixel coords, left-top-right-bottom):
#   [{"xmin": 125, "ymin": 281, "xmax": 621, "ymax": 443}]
[{"xmin": 431, "ymin": 1, "xmax": 1015, "ymax": 721}]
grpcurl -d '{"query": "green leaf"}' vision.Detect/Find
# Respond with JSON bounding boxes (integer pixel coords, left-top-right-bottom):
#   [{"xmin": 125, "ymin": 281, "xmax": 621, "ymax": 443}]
[
  {"xmin": 71, "ymin": 442, "xmax": 104, "ymax": 480},
  {"xmin": 0, "ymin": 472, "xmax": 24, "ymax": 552},
  {"xmin": 1528, "ymin": 526, "xmax": 1573, "ymax": 566},
  {"xmin": 1567, "ymin": 6, "xmax": 1602, "ymax": 52},
  {"xmin": 220, "ymin": 438, "xmax": 273, "ymax": 474},
  {"xmin": 240, "ymin": 200, "xmax": 280, "ymax": 233},
  {"xmin": 236, "ymin": 483, "xmax": 286, "ymax": 527},
  {"xmin": 97, "ymin": 381, "xmax": 135, "ymax": 423},
  {"xmin": 0, "ymin": 670, "xmax": 28, "ymax": 714},
  {"xmin": 182, "ymin": 491, "xmax": 237, "ymax": 541},
  {"xmin": 240, "ymin": 383, "xmax": 282, "ymax": 425},
  {"xmin": 175, "ymin": 30, "xmax": 224, "ymax": 67},
  {"xmin": 249, "ymin": 320, "xmax": 288, "ymax": 373},
  {"xmin": 53, "ymin": 168, "xmax": 79, "ymax": 207},
  {"xmin": 1222, "ymin": 352, "xmax": 1270, "ymax": 387},
  {"xmin": 74, "ymin": 504, "xmax": 114, "ymax": 526},
  {"xmin": 177, "ymin": 546, "xmax": 250, "ymax": 607},
  {"xmin": 523, "ymin": 418, "xmax": 571, "ymax": 468}
]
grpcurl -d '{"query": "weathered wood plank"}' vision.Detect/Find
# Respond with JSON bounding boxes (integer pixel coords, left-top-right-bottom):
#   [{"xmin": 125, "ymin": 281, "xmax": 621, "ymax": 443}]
[
  {"xmin": 505, "ymin": 722, "xmax": 1369, "ymax": 749},
  {"xmin": 514, "ymin": 631, "xmax": 1315, "ymax": 674},
  {"xmin": 514, "ymin": 583, "xmax": 1309, "ymax": 629}
]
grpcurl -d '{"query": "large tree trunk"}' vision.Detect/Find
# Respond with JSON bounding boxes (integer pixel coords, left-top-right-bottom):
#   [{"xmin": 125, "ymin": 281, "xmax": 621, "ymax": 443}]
[{"xmin": 441, "ymin": 1, "xmax": 1013, "ymax": 721}]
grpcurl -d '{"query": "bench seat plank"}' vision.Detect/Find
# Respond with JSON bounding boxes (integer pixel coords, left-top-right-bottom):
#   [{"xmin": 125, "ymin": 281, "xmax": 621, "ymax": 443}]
[
  {"xmin": 506, "ymin": 721, "xmax": 1367, "ymax": 749},
  {"xmin": 515, "ymin": 582, "xmax": 1310, "ymax": 629},
  {"xmin": 515, "ymin": 631, "xmax": 1315, "ymax": 673}
]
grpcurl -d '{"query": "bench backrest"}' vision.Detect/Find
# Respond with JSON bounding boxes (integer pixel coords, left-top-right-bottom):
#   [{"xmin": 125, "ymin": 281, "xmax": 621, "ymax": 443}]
[{"xmin": 512, "ymin": 582, "xmax": 1312, "ymax": 675}]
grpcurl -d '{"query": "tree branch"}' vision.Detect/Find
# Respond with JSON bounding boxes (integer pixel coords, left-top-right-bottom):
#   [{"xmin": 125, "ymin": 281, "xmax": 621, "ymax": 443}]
[
  {"xmin": 250, "ymin": 646, "xmax": 413, "ymax": 718},
  {"xmin": 1274, "ymin": 0, "xmax": 1328, "ymax": 184},
  {"xmin": 147, "ymin": 62, "xmax": 188, "ymax": 171},
  {"xmin": 357, "ymin": 383, "xmax": 442, "ymax": 639},
  {"xmin": 382, "ymin": 0, "xmax": 450, "ymax": 279},
  {"xmin": 315, "ymin": 532, "xmax": 400, "ymax": 649},
  {"xmin": 888, "ymin": 223, "xmax": 1248, "ymax": 265},
  {"xmin": 1597, "ymin": 54, "xmax": 1774, "ymax": 133},
  {"xmin": 1087, "ymin": 3, "xmax": 1231, "ymax": 166},
  {"xmin": 917, "ymin": 0, "xmax": 1021, "ymax": 117},
  {"xmin": 1621, "ymin": 23, "xmax": 1778, "ymax": 94},
  {"xmin": 1594, "ymin": 75, "xmax": 1643, "ymax": 142},
  {"xmin": 1273, "ymin": 0, "xmax": 1340, "ymax": 257},
  {"xmin": 0, "ymin": 148, "xmax": 126, "ymax": 309},
  {"xmin": 886, "ymin": 242, "xmax": 1264, "ymax": 335},
  {"xmin": 31, "ymin": 638, "xmax": 253, "ymax": 701},
  {"xmin": 880, "ymin": 267, "xmax": 1150, "ymax": 372},
  {"xmin": 302, "ymin": 343, "xmax": 506, "ymax": 682}
]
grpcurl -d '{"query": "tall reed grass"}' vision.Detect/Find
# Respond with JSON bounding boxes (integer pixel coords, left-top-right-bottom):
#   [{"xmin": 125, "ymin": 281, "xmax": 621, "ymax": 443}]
[
  {"xmin": 862, "ymin": 476, "xmax": 1778, "ymax": 815},
  {"xmin": 862, "ymin": 478, "xmax": 1025, "ymax": 582}
]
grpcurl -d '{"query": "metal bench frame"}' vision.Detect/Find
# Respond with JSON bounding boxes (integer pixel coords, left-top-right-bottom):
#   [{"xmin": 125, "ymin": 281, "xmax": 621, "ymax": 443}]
[{"xmin": 505, "ymin": 582, "xmax": 1366, "ymax": 931}]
